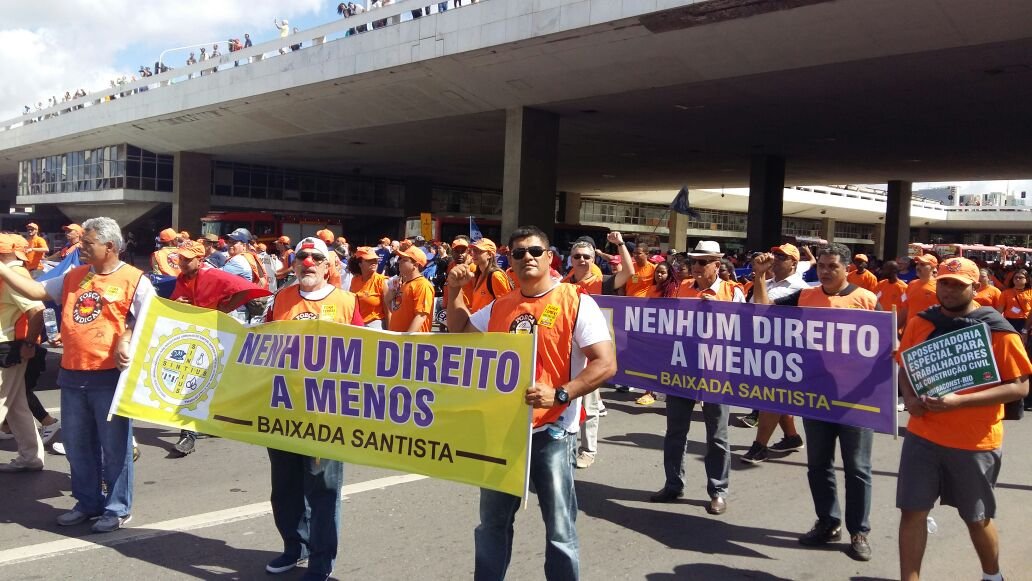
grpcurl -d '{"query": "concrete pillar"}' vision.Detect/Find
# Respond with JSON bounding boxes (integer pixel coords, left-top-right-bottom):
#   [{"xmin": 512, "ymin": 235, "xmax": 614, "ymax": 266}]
[
  {"xmin": 502, "ymin": 107, "xmax": 559, "ymax": 242},
  {"xmin": 884, "ymin": 180, "xmax": 912, "ymax": 261},
  {"xmin": 668, "ymin": 211, "xmax": 690, "ymax": 252},
  {"xmin": 746, "ymin": 155, "xmax": 785, "ymax": 251},
  {"xmin": 172, "ymin": 152, "xmax": 212, "ymax": 234},
  {"xmin": 872, "ymin": 222, "xmax": 884, "ymax": 259},
  {"xmin": 820, "ymin": 217, "xmax": 836, "ymax": 245},
  {"xmin": 558, "ymin": 192, "xmax": 581, "ymax": 224}
]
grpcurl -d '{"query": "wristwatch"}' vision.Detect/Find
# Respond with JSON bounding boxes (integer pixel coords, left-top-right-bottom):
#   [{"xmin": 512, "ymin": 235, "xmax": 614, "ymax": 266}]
[{"xmin": 555, "ymin": 386, "xmax": 570, "ymax": 404}]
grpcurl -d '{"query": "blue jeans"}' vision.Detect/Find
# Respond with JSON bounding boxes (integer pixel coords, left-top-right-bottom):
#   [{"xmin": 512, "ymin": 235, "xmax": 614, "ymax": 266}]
[
  {"xmin": 60, "ymin": 386, "xmax": 133, "ymax": 517},
  {"xmin": 267, "ymin": 449, "xmax": 343, "ymax": 576},
  {"xmin": 475, "ymin": 431, "xmax": 578, "ymax": 581},
  {"xmin": 662, "ymin": 397, "xmax": 730, "ymax": 498},
  {"xmin": 802, "ymin": 419, "xmax": 873, "ymax": 535}
]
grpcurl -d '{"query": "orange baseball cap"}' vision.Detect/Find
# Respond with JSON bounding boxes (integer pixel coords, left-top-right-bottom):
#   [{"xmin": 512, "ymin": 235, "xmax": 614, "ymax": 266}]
[
  {"xmin": 256, "ymin": 243, "xmax": 268, "ymax": 253},
  {"xmin": 451, "ymin": 237, "xmax": 469, "ymax": 250},
  {"xmin": 913, "ymin": 254, "xmax": 939, "ymax": 267},
  {"xmin": 63, "ymin": 224, "xmax": 83, "ymax": 234},
  {"xmin": 770, "ymin": 243, "xmax": 800, "ymax": 261},
  {"xmin": 395, "ymin": 246, "xmax": 427, "ymax": 268},
  {"xmin": 936, "ymin": 257, "xmax": 979, "ymax": 285},
  {"xmin": 159, "ymin": 228, "xmax": 177, "ymax": 242},
  {"xmin": 471, "ymin": 238, "xmax": 497, "ymax": 253},
  {"xmin": 379, "ymin": 237, "xmax": 391, "ymax": 245},
  {"xmin": 0, "ymin": 234, "xmax": 29, "ymax": 261},
  {"xmin": 26, "ymin": 222, "xmax": 38, "ymax": 230},
  {"xmin": 276, "ymin": 235, "xmax": 291, "ymax": 245},
  {"xmin": 177, "ymin": 241, "xmax": 206, "ymax": 260},
  {"xmin": 315, "ymin": 229, "xmax": 334, "ymax": 244},
  {"xmin": 355, "ymin": 246, "xmax": 378, "ymax": 261},
  {"xmin": 853, "ymin": 253, "xmax": 869, "ymax": 263}
]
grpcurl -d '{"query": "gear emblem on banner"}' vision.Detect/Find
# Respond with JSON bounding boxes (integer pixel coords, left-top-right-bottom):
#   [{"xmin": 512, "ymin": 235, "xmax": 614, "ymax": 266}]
[{"xmin": 144, "ymin": 325, "xmax": 224, "ymax": 412}]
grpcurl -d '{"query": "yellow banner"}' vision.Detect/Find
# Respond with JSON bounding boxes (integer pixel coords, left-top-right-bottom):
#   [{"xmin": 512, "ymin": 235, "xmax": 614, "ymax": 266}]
[
  {"xmin": 420, "ymin": 212, "xmax": 433, "ymax": 240},
  {"xmin": 112, "ymin": 298, "xmax": 534, "ymax": 497}
]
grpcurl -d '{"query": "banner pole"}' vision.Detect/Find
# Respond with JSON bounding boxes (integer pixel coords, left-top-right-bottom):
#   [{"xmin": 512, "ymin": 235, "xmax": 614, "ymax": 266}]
[
  {"xmin": 523, "ymin": 327, "xmax": 538, "ymax": 510},
  {"xmin": 892, "ymin": 305, "xmax": 899, "ymax": 440}
]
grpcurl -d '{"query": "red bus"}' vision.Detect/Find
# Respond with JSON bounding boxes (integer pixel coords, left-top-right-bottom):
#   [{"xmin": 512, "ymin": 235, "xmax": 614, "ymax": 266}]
[
  {"xmin": 201, "ymin": 211, "xmax": 343, "ymax": 244},
  {"xmin": 404, "ymin": 215, "xmax": 610, "ymax": 249}
]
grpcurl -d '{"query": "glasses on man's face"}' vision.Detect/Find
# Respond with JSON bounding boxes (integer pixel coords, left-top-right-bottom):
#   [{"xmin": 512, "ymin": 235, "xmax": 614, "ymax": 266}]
[
  {"xmin": 690, "ymin": 259, "xmax": 717, "ymax": 267},
  {"xmin": 772, "ymin": 253, "xmax": 791, "ymax": 261},
  {"xmin": 511, "ymin": 246, "xmax": 547, "ymax": 260},
  {"xmin": 296, "ymin": 252, "xmax": 327, "ymax": 264},
  {"xmin": 571, "ymin": 254, "xmax": 593, "ymax": 261}
]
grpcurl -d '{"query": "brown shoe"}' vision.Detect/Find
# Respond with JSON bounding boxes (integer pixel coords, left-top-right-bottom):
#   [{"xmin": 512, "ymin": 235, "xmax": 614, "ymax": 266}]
[{"xmin": 706, "ymin": 496, "xmax": 727, "ymax": 515}]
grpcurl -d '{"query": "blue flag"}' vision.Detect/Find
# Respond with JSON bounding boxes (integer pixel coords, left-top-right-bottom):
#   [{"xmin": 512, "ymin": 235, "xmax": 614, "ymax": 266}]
[
  {"xmin": 669, "ymin": 186, "xmax": 701, "ymax": 220},
  {"xmin": 470, "ymin": 216, "xmax": 483, "ymax": 242},
  {"xmin": 38, "ymin": 248, "xmax": 81, "ymax": 282}
]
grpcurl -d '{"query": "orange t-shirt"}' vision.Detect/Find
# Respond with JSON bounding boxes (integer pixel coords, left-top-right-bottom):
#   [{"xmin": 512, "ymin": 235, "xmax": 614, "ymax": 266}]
[
  {"xmin": 677, "ymin": 279, "xmax": 741, "ymax": 301},
  {"xmin": 974, "ymin": 285, "xmax": 1003, "ymax": 310},
  {"xmin": 874, "ymin": 279, "xmax": 907, "ymax": 313},
  {"xmin": 388, "ymin": 276, "xmax": 434, "ymax": 332},
  {"xmin": 999, "ymin": 288, "xmax": 1032, "ymax": 320},
  {"xmin": 903, "ymin": 279, "xmax": 938, "ymax": 321},
  {"xmin": 465, "ymin": 270, "xmax": 512, "ymax": 313},
  {"xmin": 26, "ymin": 235, "xmax": 48, "ymax": 271},
  {"xmin": 897, "ymin": 318, "xmax": 1032, "ymax": 450},
  {"xmin": 349, "ymin": 272, "xmax": 388, "ymax": 324},
  {"xmin": 796, "ymin": 285, "xmax": 877, "ymax": 310},
  {"xmin": 846, "ymin": 269, "xmax": 878, "ymax": 293},
  {"xmin": 625, "ymin": 261, "xmax": 655, "ymax": 297}
]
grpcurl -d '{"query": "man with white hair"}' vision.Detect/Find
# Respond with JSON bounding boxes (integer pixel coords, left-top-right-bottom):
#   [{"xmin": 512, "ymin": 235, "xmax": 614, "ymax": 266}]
[{"xmin": 0, "ymin": 217, "xmax": 153, "ymax": 533}]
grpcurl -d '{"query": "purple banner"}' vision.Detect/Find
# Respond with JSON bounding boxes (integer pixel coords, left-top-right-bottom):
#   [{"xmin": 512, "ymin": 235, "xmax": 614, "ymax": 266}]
[{"xmin": 593, "ymin": 296, "xmax": 898, "ymax": 434}]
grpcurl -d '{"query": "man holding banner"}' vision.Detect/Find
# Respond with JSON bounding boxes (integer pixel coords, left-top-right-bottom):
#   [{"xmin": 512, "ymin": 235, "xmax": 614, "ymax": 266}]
[
  {"xmin": 753, "ymin": 242, "xmax": 877, "ymax": 562},
  {"xmin": 896, "ymin": 257, "xmax": 1031, "ymax": 581},
  {"xmin": 651, "ymin": 240, "xmax": 741, "ymax": 516},
  {"xmin": 447, "ymin": 225, "xmax": 616, "ymax": 581},
  {"xmin": 0, "ymin": 217, "xmax": 153, "ymax": 533},
  {"xmin": 263, "ymin": 236, "xmax": 363, "ymax": 581}
]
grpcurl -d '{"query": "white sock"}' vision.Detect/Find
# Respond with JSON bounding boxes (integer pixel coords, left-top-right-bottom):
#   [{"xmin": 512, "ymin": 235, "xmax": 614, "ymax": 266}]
[{"xmin": 982, "ymin": 572, "xmax": 1003, "ymax": 581}]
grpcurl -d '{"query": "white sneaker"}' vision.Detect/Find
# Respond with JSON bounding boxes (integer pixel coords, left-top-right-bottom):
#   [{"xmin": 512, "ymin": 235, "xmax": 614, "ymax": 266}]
[
  {"xmin": 39, "ymin": 419, "xmax": 61, "ymax": 444},
  {"xmin": 575, "ymin": 452, "xmax": 595, "ymax": 469},
  {"xmin": 52, "ymin": 442, "xmax": 66, "ymax": 455}
]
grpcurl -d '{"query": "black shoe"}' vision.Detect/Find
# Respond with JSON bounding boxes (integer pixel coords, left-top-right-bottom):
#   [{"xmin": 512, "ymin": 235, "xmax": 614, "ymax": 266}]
[
  {"xmin": 769, "ymin": 434, "xmax": 805, "ymax": 453},
  {"xmin": 266, "ymin": 553, "xmax": 307, "ymax": 574},
  {"xmin": 649, "ymin": 488, "xmax": 684, "ymax": 503},
  {"xmin": 173, "ymin": 435, "xmax": 196, "ymax": 456},
  {"xmin": 737, "ymin": 412, "xmax": 759, "ymax": 428},
  {"xmin": 740, "ymin": 442, "xmax": 769, "ymax": 464},
  {"xmin": 799, "ymin": 520, "xmax": 842, "ymax": 546},
  {"xmin": 848, "ymin": 533, "xmax": 872, "ymax": 561}
]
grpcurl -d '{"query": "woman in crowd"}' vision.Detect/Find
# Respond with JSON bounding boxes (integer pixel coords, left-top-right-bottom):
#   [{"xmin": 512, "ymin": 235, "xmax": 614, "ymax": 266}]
[
  {"xmin": 464, "ymin": 239, "xmax": 512, "ymax": 313},
  {"xmin": 636, "ymin": 261, "xmax": 679, "ymax": 406},
  {"xmin": 348, "ymin": 247, "xmax": 390, "ymax": 329}
]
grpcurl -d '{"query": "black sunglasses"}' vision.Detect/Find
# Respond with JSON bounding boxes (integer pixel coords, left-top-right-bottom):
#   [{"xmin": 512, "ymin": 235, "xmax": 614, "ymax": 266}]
[
  {"xmin": 571, "ymin": 254, "xmax": 593, "ymax": 261},
  {"xmin": 690, "ymin": 259, "xmax": 717, "ymax": 266},
  {"xmin": 511, "ymin": 246, "xmax": 547, "ymax": 260},
  {"xmin": 296, "ymin": 251, "xmax": 327, "ymax": 263}
]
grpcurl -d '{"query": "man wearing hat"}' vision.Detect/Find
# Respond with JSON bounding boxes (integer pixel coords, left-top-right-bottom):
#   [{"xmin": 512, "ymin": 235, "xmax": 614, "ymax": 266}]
[
  {"xmin": 222, "ymin": 228, "xmax": 267, "ymax": 291},
  {"xmin": 24, "ymin": 223, "xmax": 48, "ymax": 274},
  {"xmin": 387, "ymin": 244, "xmax": 434, "ymax": 333},
  {"xmin": 463, "ymin": 239, "xmax": 512, "ymax": 314},
  {"xmin": 202, "ymin": 233, "xmax": 227, "ymax": 268},
  {"xmin": 653, "ymin": 240, "xmax": 741, "ymax": 517},
  {"xmin": 896, "ymin": 257, "xmax": 1031, "ymax": 581},
  {"xmin": 151, "ymin": 228, "xmax": 181, "ymax": 276},
  {"xmin": 46, "ymin": 224, "xmax": 83, "ymax": 262},
  {"xmin": 274, "ymin": 235, "xmax": 294, "ymax": 285},
  {"xmin": 0, "ymin": 234, "xmax": 46, "ymax": 472},
  {"xmin": 847, "ymin": 254, "xmax": 878, "ymax": 293},
  {"xmin": 263, "ymin": 236, "xmax": 363, "ymax": 580},
  {"xmin": 900, "ymin": 254, "xmax": 940, "ymax": 328},
  {"xmin": 739, "ymin": 243, "xmax": 809, "ymax": 465}
]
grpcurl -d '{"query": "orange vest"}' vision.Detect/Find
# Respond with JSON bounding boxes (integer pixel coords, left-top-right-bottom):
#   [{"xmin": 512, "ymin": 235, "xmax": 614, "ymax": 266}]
[
  {"xmin": 152, "ymin": 247, "xmax": 181, "ymax": 276},
  {"xmin": 60, "ymin": 264, "xmax": 144, "ymax": 370},
  {"xmin": 243, "ymin": 251, "xmax": 268, "ymax": 288},
  {"xmin": 677, "ymin": 279, "xmax": 739, "ymax": 301},
  {"xmin": 487, "ymin": 283, "xmax": 581, "ymax": 428},
  {"xmin": 272, "ymin": 285, "xmax": 358, "ymax": 323},
  {"xmin": 798, "ymin": 285, "xmax": 877, "ymax": 310}
]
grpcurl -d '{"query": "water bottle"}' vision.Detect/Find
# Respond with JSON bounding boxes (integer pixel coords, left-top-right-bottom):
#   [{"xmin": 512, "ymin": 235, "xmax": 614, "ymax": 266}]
[
  {"xmin": 926, "ymin": 516, "xmax": 937, "ymax": 534},
  {"xmin": 42, "ymin": 308, "xmax": 59, "ymax": 338}
]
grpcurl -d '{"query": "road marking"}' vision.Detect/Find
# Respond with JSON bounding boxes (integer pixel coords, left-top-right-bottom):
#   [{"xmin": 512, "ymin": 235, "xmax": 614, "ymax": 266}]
[{"xmin": 0, "ymin": 473, "xmax": 427, "ymax": 567}]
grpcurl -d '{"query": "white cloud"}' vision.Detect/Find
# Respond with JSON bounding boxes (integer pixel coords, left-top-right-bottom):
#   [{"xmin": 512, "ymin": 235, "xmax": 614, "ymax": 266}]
[{"xmin": 0, "ymin": 0, "xmax": 325, "ymax": 119}]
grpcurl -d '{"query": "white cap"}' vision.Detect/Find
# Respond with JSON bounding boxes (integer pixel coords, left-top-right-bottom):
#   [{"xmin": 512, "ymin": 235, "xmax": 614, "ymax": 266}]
[{"xmin": 295, "ymin": 237, "xmax": 329, "ymax": 256}]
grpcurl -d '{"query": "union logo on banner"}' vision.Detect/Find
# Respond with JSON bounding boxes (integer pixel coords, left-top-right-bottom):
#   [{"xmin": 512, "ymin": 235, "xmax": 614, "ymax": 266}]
[{"xmin": 142, "ymin": 322, "xmax": 226, "ymax": 417}]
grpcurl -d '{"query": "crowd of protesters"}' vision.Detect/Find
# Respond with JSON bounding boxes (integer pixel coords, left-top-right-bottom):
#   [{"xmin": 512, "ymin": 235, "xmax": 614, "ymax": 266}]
[{"xmin": 0, "ymin": 216, "xmax": 1029, "ymax": 581}]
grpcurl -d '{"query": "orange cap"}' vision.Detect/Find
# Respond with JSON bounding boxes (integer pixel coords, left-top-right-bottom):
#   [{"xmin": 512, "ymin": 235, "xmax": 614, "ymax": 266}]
[
  {"xmin": 936, "ymin": 257, "xmax": 979, "ymax": 285},
  {"xmin": 395, "ymin": 246, "xmax": 427, "ymax": 268},
  {"xmin": 451, "ymin": 238, "xmax": 469, "ymax": 250},
  {"xmin": 853, "ymin": 253, "xmax": 869, "ymax": 263},
  {"xmin": 26, "ymin": 223, "xmax": 38, "ymax": 230},
  {"xmin": 256, "ymin": 243, "xmax": 268, "ymax": 253},
  {"xmin": 159, "ymin": 228, "xmax": 177, "ymax": 242},
  {"xmin": 355, "ymin": 246, "xmax": 378, "ymax": 261},
  {"xmin": 276, "ymin": 235, "xmax": 291, "ymax": 245},
  {"xmin": 177, "ymin": 241, "xmax": 206, "ymax": 260},
  {"xmin": 315, "ymin": 229, "xmax": 334, "ymax": 244},
  {"xmin": 0, "ymin": 234, "xmax": 29, "ymax": 261},
  {"xmin": 770, "ymin": 243, "xmax": 800, "ymax": 261},
  {"xmin": 379, "ymin": 237, "xmax": 391, "ymax": 245},
  {"xmin": 471, "ymin": 238, "xmax": 497, "ymax": 253},
  {"xmin": 63, "ymin": 224, "xmax": 83, "ymax": 234},
  {"xmin": 913, "ymin": 254, "xmax": 939, "ymax": 267}
]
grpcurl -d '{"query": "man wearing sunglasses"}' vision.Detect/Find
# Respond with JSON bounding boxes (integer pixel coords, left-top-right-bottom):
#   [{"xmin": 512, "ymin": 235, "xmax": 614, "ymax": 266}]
[
  {"xmin": 387, "ymin": 244, "xmax": 435, "ymax": 333},
  {"xmin": 654, "ymin": 240, "xmax": 742, "ymax": 517},
  {"xmin": 262, "ymin": 237, "xmax": 363, "ymax": 581},
  {"xmin": 447, "ymin": 225, "xmax": 616, "ymax": 581}
]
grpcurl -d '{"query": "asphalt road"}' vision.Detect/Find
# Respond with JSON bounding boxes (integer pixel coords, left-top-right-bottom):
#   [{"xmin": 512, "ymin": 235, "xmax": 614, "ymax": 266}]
[{"xmin": 2, "ymin": 353, "xmax": 1031, "ymax": 580}]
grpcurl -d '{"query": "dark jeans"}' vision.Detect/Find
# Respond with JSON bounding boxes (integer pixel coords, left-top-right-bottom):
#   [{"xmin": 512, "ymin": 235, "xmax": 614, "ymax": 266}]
[
  {"xmin": 662, "ymin": 397, "xmax": 730, "ymax": 498},
  {"xmin": 267, "ymin": 449, "xmax": 343, "ymax": 576},
  {"xmin": 25, "ymin": 345, "xmax": 47, "ymax": 422},
  {"xmin": 802, "ymin": 419, "xmax": 873, "ymax": 535},
  {"xmin": 475, "ymin": 431, "xmax": 579, "ymax": 581}
]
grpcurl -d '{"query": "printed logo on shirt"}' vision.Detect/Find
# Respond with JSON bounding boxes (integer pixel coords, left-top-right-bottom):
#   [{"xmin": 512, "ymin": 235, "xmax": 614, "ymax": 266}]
[
  {"xmin": 538, "ymin": 304, "xmax": 561, "ymax": 328},
  {"xmin": 72, "ymin": 291, "xmax": 103, "ymax": 324},
  {"xmin": 510, "ymin": 313, "xmax": 537, "ymax": 334},
  {"xmin": 167, "ymin": 252, "xmax": 180, "ymax": 269},
  {"xmin": 293, "ymin": 312, "xmax": 319, "ymax": 320}
]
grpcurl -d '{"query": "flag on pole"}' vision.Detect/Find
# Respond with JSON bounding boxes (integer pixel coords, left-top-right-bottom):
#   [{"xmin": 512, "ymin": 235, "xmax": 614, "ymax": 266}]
[
  {"xmin": 470, "ymin": 216, "xmax": 483, "ymax": 242},
  {"xmin": 38, "ymin": 249, "xmax": 81, "ymax": 281},
  {"xmin": 669, "ymin": 186, "xmax": 701, "ymax": 220}
]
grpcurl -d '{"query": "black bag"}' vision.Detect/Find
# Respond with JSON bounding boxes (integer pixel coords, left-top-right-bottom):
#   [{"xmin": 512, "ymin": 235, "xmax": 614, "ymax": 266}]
[{"xmin": 0, "ymin": 341, "xmax": 24, "ymax": 368}]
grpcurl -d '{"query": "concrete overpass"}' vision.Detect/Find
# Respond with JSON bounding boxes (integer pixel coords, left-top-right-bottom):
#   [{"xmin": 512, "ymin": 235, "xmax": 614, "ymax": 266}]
[{"xmin": 3, "ymin": 0, "xmax": 1031, "ymax": 256}]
